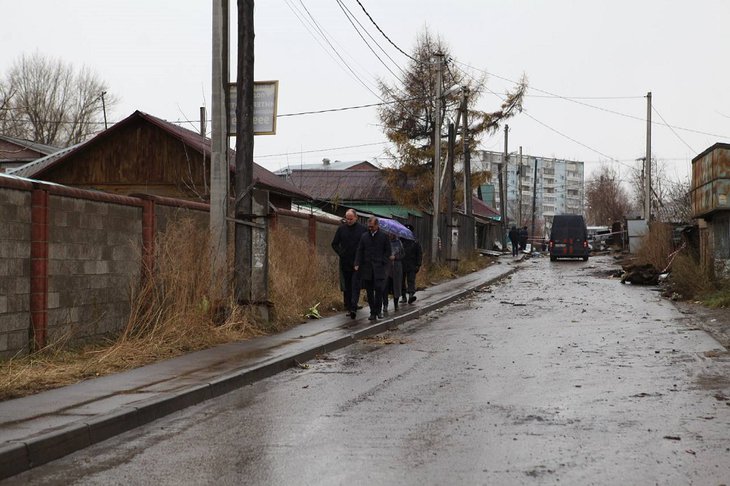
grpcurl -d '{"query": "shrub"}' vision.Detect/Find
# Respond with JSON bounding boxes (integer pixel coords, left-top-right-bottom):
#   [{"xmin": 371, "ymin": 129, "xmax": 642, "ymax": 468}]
[
  {"xmin": 635, "ymin": 222, "xmax": 674, "ymax": 271},
  {"xmin": 668, "ymin": 252, "xmax": 714, "ymax": 300}
]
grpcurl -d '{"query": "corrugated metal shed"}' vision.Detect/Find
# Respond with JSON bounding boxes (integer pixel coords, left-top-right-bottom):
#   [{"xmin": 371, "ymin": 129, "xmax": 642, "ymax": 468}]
[{"xmin": 692, "ymin": 142, "xmax": 730, "ymax": 218}]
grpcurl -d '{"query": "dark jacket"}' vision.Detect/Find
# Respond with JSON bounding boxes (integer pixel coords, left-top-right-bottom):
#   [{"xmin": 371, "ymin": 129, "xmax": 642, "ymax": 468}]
[
  {"xmin": 508, "ymin": 227, "xmax": 519, "ymax": 245},
  {"xmin": 401, "ymin": 238, "xmax": 422, "ymax": 272},
  {"xmin": 354, "ymin": 230, "xmax": 390, "ymax": 282},
  {"xmin": 331, "ymin": 221, "xmax": 367, "ymax": 271}
]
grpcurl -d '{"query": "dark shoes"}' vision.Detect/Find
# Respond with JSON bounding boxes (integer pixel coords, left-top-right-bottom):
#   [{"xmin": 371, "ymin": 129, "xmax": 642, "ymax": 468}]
[
  {"xmin": 408, "ymin": 295, "xmax": 417, "ymax": 304},
  {"xmin": 394, "ymin": 303, "xmax": 398, "ymax": 311},
  {"xmin": 377, "ymin": 313, "xmax": 383, "ymax": 319},
  {"xmin": 368, "ymin": 314, "xmax": 377, "ymax": 321},
  {"xmin": 400, "ymin": 297, "xmax": 407, "ymax": 304},
  {"xmin": 348, "ymin": 310, "xmax": 356, "ymax": 319}
]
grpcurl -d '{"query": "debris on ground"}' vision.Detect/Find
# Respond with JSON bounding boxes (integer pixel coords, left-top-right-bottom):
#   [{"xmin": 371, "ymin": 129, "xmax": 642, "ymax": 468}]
[{"xmin": 620, "ymin": 263, "xmax": 660, "ymax": 285}]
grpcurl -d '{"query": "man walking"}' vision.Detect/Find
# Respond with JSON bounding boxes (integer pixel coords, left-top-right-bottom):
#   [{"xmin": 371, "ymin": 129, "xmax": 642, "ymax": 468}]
[
  {"xmin": 509, "ymin": 225, "xmax": 519, "ymax": 257},
  {"xmin": 354, "ymin": 216, "xmax": 390, "ymax": 321},
  {"xmin": 331, "ymin": 209, "xmax": 367, "ymax": 319}
]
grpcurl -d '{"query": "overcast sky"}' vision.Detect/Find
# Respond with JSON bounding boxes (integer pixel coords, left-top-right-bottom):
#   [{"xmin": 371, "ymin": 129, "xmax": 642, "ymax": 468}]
[{"xmin": 2, "ymin": 1, "xmax": 729, "ymax": 184}]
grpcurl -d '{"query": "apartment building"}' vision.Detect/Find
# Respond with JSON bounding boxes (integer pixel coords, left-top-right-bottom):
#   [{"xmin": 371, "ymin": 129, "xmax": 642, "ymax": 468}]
[{"xmin": 474, "ymin": 150, "xmax": 585, "ymax": 233}]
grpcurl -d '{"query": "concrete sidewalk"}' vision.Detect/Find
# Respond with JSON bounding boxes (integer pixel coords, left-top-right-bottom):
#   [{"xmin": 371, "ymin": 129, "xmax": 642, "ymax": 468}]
[{"xmin": 0, "ymin": 257, "xmax": 520, "ymax": 479}]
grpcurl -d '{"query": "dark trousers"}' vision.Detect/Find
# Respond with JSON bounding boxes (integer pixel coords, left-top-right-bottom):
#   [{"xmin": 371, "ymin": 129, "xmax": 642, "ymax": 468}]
[
  {"xmin": 363, "ymin": 278, "xmax": 384, "ymax": 316},
  {"xmin": 342, "ymin": 269, "xmax": 361, "ymax": 312},
  {"xmin": 511, "ymin": 242, "xmax": 519, "ymax": 256},
  {"xmin": 402, "ymin": 269, "xmax": 417, "ymax": 298}
]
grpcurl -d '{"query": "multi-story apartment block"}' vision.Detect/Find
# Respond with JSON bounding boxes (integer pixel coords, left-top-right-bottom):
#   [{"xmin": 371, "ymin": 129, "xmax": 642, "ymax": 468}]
[{"xmin": 473, "ymin": 150, "xmax": 585, "ymax": 234}]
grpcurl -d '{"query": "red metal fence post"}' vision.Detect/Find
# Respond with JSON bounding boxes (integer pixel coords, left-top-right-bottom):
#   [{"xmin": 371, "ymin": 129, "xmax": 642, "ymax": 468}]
[{"xmin": 30, "ymin": 188, "xmax": 49, "ymax": 350}]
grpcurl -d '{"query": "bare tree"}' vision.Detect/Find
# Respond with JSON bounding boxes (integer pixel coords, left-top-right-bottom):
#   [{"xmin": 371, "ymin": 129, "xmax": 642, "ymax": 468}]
[
  {"xmin": 585, "ymin": 164, "xmax": 632, "ymax": 225},
  {"xmin": 0, "ymin": 53, "xmax": 116, "ymax": 147},
  {"xmin": 628, "ymin": 158, "xmax": 692, "ymax": 223},
  {"xmin": 377, "ymin": 28, "xmax": 527, "ymax": 210}
]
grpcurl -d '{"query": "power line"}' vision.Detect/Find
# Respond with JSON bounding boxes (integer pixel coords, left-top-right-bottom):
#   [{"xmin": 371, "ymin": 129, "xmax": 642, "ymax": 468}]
[
  {"xmin": 286, "ymin": 0, "xmax": 382, "ymax": 100},
  {"xmin": 353, "ymin": 0, "xmax": 423, "ymax": 65},
  {"xmin": 454, "ymin": 59, "xmax": 730, "ymax": 140},
  {"xmin": 334, "ymin": 0, "xmax": 407, "ymax": 81},
  {"xmin": 278, "ymin": 97, "xmax": 426, "ymax": 117},
  {"xmin": 477, "ymin": 77, "xmax": 634, "ymax": 171},
  {"xmin": 255, "ymin": 140, "xmax": 388, "ymax": 159},
  {"xmin": 652, "ymin": 104, "xmax": 695, "ymax": 153}
]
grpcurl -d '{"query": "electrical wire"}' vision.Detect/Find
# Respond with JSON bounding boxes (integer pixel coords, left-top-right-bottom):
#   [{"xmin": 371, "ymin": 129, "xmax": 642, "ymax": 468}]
[
  {"xmin": 454, "ymin": 59, "xmax": 729, "ymax": 140},
  {"xmin": 255, "ymin": 140, "xmax": 388, "ymax": 159},
  {"xmin": 652, "ymin": 104, "xmax": 695, "ymax": 153},
  {"xmin": 334, "ymin": 0, "xmax": 407, "ymax": 81},
  {"xmin": 353, "ymin": 0, "xmax": 423, "ymax": 65},
  {"xmin": 277, "ymin": 97, "xmax": 426, "ymax": 117},
  {"xmin": 288, "ymin": 0, "xmax": 383, "ymax": 100}
]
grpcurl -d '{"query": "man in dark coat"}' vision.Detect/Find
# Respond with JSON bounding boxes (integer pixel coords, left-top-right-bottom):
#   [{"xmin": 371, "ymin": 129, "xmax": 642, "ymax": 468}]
[
  {"xmin": 509, "ymin": 225, "xmax": 519, "ymax": 257},
  {"xmin": 354, "ymin": 216, "xmax": 391, "ymax": 321},
  {"xmin": 519, "ymin": 226, "xmax": 529, "ymax": 252},
  {"xmin": 331, "ymin": 209, "xmax": 367, "ymax": 319},
  {"xmin": 400, "ymin": 224, "xmax": 422, "ymax": 304}
]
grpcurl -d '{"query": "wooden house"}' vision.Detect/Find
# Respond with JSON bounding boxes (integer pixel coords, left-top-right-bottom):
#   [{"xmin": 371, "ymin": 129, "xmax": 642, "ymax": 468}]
[
  {"xmin": 0, "ymin": 135, "xmax": 58, "ymax": 173},
  {"xmin": 9, "ymin": 111, "xmax": 310, "ymax": 209}
]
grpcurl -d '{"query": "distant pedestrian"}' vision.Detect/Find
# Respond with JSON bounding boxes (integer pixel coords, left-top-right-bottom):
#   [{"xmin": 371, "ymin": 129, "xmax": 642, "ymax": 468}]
[
  {"xmin": 519, "ymin": 226, "xmax": 529, "ymax": 252},
  {"xmin": 401, "ymin": 224, "xmax": 422, "ymax": 304},
  {"xmin": 382, "ymin": 232, "xmax": 404, "ymax": 314},
  {"xmin": 509, "ymin": 225, "xmax": 519, "ymax": 257},
  {"xmin": 354, "ymin": 216, "xmax": 390, "ymax": 321},
  {"xmin": 331, "ymin": 209, "xmax": 367, "ymax": 319}
]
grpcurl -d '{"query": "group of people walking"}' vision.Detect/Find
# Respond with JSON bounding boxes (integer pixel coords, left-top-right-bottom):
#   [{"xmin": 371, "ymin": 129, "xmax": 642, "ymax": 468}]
[{"xmin": 331, "ymin": 209, "xmax": 422, "ymax": 321}]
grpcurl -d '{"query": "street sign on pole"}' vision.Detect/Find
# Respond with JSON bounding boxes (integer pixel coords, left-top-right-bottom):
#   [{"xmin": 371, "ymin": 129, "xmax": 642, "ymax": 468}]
[{"xmin": 228, "ymin": 80, "xmax": 278, "ymax": 136}]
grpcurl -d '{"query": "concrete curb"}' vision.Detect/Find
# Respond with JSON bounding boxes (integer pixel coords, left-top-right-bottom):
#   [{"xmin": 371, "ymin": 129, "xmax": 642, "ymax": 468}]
[{"xmin": 0, "ymin": 264, "xmax": 518, "ymax": 480}]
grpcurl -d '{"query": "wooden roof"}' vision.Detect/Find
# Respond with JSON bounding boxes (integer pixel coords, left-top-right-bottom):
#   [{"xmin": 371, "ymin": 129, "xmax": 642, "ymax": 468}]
[{"xmin": 10, "ymin": 111, "xmax": 310, "ymax": 200}]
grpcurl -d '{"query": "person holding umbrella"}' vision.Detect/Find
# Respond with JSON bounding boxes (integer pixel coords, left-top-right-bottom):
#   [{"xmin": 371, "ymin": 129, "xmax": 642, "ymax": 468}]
[
  {"xmin": 382, "ymin": 231, "xmax": 404, "ymax": 314},
  {"xmin": 354, "ymin": 216, "xmax": 390, "ymax": 321}
]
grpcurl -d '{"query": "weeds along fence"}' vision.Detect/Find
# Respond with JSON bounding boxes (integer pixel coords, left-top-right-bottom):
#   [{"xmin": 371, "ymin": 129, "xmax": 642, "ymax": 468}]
[{"xmin": 0, "ymin": 175, "xmax": 342, "ymax": 359}]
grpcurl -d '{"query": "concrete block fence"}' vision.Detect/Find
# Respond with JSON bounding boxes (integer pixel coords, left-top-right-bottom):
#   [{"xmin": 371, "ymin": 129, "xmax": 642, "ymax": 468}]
[{"xmin": 0, "ymin": 176, "xmax": 340, "ymax": 358}]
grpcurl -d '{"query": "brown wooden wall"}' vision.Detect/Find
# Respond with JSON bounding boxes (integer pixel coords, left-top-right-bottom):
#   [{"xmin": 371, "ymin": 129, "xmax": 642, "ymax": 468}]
[{"xmin": 44, "ymin": 123, "xmax": 210, "ymax": 200}]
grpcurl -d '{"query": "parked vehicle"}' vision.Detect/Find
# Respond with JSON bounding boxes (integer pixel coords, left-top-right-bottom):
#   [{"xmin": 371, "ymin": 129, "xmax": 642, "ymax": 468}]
[
  {"xmin": 549, "ymin": 214, "xmax": 589, "ymax": 261},
  {"xmin": 587, "ymin": 225, "xmax": 610, "ymax": 251}
]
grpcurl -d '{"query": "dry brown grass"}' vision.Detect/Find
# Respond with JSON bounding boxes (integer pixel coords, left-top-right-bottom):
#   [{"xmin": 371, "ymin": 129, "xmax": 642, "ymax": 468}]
[
  {"xmin": 422, "ymin": 251, "xmax": 495, "ymax": 285},
  {"xmin": 268, "ymin": 226, "xmax": 341, "ymax": 328},
  {"xmin": 0, "ymin": 222, "xmax": 491, "ymax": 401},
  {"xmin": 1, "ymin": 220, "xmax": 329, "ymax": 400},
  {"xmin": 669, "ymin": 253, "xmax": 714, "ymax": 300},
  {"xmin": 635, "ymin": 222, "xmax": 674, "ymax": 271}
]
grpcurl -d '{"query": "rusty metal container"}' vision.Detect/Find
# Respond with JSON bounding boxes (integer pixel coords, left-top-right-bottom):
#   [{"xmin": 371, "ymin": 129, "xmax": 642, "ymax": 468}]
[{"xmin": 691, "ymin": 143, "xmax": 730, "ymax": 218}]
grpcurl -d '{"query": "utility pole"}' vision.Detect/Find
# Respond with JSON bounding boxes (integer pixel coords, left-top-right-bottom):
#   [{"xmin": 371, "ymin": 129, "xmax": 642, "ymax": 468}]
[
  {"xmin": 234, "ymin": 0, "xmax": 255, "ymax": 305},
  {"xmin": 518, "ymin": 146, "xmax": 523, "ymax": 225},
  {"xmin": 199, "ymin": 106, "xmax": 207, "ymax": 137},
  {"xmin": 499, "ymin": 124, "xmax": 509, "ymax": 249},
  {"xmin": 446, "ymin": 123, "xmax": 457, "ymax": 271},
  {"xmin": 431, "ymin": 52, "xmax": 444, "ymax": 264},
  {"xmin": 210, "ymin": 0, "xmax": 229, "ymax": 306},
  {"xmin": 100, "ymin": 91, "xmax": 108, "ymax": 130},
  {"xmin": 645, "ymin": 91, "xmax": 652, "ymax": 221},
  {"xmin": 531, "ymin": 157, "xmax": 538, "ymax": 242},
  {"xmin": 461, "ymin": 88, "xmax": 472, "ymax": 218}
]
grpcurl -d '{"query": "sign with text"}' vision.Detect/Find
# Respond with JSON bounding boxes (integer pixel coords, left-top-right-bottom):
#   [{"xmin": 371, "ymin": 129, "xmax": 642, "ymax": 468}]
[{"xmin": 228, "ymin": 80, "xmax": 279, "ymax": 136}]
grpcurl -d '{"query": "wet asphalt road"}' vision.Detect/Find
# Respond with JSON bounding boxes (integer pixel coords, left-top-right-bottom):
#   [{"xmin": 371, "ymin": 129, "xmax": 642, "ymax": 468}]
[{"xmin": 8, "ymin": 255, "xmax": 730, "ymax": 485}]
